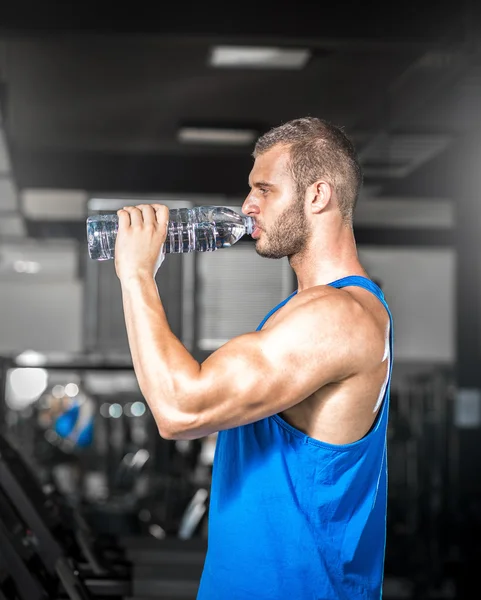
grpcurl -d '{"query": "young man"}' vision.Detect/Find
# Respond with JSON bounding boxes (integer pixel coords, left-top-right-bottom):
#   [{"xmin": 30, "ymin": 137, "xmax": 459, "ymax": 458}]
[{"xmin": 115, "ymin": 117, "xmax": 393, "ymax": 599}]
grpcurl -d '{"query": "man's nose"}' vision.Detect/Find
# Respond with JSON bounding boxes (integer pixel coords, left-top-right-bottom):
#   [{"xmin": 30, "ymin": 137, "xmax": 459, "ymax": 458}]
[{"xmin": 242, "ymin": 194, "xmax": 258, "ymax": 216}]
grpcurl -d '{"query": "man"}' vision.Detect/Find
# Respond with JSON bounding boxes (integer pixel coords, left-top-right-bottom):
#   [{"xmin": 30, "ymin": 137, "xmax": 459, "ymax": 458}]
[{"xmin": 115, "ymin": 117, "xmax": 393, "ymax": 599}]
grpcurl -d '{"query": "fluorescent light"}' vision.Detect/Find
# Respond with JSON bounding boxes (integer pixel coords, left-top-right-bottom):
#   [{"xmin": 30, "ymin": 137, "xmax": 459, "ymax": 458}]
[
  {"xmin": 16, "ymin": 350, "xmax": 47, "ymax": 367},
  {"xmin": 178, "ymin": 127, "xmax": 257, "ymax": 146},
  {"xmin": 209, "ymin": 46, "xmax": 310, "ymax": 69}
]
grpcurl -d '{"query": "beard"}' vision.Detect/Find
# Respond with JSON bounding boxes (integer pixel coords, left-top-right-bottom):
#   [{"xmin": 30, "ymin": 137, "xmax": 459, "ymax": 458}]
[{"xmin": 255, "ymin": 197, "xmax": 311, "ymax": 260}]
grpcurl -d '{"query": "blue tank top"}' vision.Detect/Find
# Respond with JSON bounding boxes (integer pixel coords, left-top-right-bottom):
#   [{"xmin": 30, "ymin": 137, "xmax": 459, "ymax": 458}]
[{"xmin": 197, "ymin": 276, "xmax": 394, "ymax": 600}]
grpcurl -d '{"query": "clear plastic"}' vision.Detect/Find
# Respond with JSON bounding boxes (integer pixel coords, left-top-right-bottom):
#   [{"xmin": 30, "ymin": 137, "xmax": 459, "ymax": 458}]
[{"xmin": 86, "ymin": 206, "xmax": 254, "ymax": 261}]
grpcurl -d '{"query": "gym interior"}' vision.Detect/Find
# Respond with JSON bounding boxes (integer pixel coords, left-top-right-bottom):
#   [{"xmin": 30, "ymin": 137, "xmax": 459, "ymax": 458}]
[{"xmin": 0, "ymin": 4, "xmax": 481, "ymax": 599}]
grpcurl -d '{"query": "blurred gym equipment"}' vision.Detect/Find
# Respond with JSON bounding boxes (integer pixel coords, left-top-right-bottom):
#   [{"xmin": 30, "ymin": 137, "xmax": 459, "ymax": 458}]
[
  {"xmin": 0, "ymin": 355, "xmax": 212, "ymax": 599},
  {"xmin": 0, "ymin": 485, "xmax": 93, "ymax": 599},
  {"xmin": 0, "ymin": 428, "xmax": 209, "ymax": 599},
  {"xmin": 384, "ymin": 367, "xmax": 458, "ymax": 599},
  {"xmin": 0, "ymin": 431, "xmax": 132, "ymax": 598}
]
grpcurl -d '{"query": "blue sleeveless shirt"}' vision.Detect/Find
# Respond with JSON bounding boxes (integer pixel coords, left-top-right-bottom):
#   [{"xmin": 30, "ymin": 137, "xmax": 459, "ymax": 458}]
[{"xmin": 197, "ymin": 276, "xmax": 394, "ymax": 600}]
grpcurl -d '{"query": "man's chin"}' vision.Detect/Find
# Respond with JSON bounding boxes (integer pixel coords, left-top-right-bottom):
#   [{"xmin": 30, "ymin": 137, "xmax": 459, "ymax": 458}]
[{"xmin": 254, "ymin": 243, "xmax": 285, "ymax": 260}]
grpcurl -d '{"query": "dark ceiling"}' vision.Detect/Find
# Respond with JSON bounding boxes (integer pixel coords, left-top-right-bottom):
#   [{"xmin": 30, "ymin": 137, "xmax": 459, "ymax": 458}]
[{"xmin": 0, "ymin": 1, "xmax": 480, "ymax": 220}]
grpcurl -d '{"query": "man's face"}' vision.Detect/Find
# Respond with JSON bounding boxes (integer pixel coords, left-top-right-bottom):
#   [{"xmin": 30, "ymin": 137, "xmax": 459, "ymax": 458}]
[{"xmin": 242, "ymin": 145, "xmax": 311, "ymax": 259}]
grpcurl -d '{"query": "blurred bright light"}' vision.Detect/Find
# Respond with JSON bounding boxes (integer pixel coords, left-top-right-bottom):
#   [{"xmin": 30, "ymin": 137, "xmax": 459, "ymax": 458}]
[
  {"xmin": 16, "ymin": 350, "xmax": 47, "ymax": 367},
  {"xmin": 13, "ymin": 260, "xmax": 41, "ymax": 274},
  {"xmin": 109, "ymin": 403, "xmax": 122, "ymax": 418},
  {"xmin": 7, "ymin": 368, "xmax": 48, "ymax": 410},
  {"xmin": 209, "ymin": 46, "xmax": 310, "ymax": 69},
  {"xmin": 132, "ymin": 449, "xmax": 150, "ymax": 468},
  {"xmin": 148, "ymin": 524, "xmax": 166, "ymax": 539},
  {"xmin": 178, "ymin": 127, "xmax": 256, "ymax": 146},
  {"xmin": 65, "ymin": 383, "xmax": 79, "ymax": 397},
  {"xmin": 131, "ymin": 401, "xmax": 146, "ymax": 417},
  {"xmin": 100, "ymin": 403, "xmax": 110, "ymax": 418},
  {"xmin": 52, "ymin": 385, "xmax": 65, "ymax": 399}
]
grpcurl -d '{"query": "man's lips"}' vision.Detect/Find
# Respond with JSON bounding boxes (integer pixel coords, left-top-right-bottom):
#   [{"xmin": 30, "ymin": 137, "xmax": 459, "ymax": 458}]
[{"xmin": 252, "ymin": 225, "xmax": 262, "ymax": 239}]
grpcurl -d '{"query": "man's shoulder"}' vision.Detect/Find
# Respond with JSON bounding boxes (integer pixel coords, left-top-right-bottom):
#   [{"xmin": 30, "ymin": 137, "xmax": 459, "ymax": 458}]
[
  {"xmin": 291, "ymin": 284, "xmax": 365, "ymax": 317},
  {"xmin": 288, "ymin": 283, "xmax": 387, "ymax": 346}
]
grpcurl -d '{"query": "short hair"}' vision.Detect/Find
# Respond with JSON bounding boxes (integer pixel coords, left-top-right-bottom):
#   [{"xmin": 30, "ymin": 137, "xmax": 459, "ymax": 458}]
[{"xmin": 253, "ymin": 117, "xmax": 362, "ymax": 224}]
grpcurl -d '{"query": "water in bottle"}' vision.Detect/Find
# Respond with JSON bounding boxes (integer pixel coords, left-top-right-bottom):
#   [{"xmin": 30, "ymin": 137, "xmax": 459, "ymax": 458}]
[{"xmin": 86, "ymin": 206, "xmax": 254, "ymax": 260}]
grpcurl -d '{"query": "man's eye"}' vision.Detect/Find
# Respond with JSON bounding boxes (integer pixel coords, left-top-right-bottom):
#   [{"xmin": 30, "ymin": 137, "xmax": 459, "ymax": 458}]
[{"xmin": 260, "ymin": 188, "xmax": 269, "ymax": 194}]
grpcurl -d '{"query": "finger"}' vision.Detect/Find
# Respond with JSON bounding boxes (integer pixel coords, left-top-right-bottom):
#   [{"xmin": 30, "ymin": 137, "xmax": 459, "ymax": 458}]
[
  {"xmin": 117, "ymin": 209, "xmax": 131, "ymax": 229},
  {"xmin": 136, "ymin": 204, "xmax": 157, "ymax": 227},
  {"xmin": 122, "ymin": 205, "xmax": 143, "ymax": 227},
  {"xmin": 150, "ymin": 204, "xmax": 170, "ymax": 227}
]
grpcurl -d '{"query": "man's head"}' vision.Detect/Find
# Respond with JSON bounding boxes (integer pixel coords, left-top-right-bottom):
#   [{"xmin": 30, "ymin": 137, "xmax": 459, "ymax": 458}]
[
  {"xmin": 254, "ymin": 117, "xmax": 362, "ymax": 224},
  {"xmin": 243, "ymin": 117, "xmax": 362, "ymax": 260}
]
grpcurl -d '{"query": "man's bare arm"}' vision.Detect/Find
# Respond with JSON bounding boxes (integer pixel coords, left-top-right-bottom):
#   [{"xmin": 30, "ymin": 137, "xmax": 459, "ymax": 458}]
[{"xmin": 120, "ymin": 275, "xmax": 385, "ymax": 440}]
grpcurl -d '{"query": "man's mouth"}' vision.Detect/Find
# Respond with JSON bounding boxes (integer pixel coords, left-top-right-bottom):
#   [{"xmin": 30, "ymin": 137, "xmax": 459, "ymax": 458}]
[{"xmin": 252, "ymin": 225, "xmax": 262, "ymax": 239}]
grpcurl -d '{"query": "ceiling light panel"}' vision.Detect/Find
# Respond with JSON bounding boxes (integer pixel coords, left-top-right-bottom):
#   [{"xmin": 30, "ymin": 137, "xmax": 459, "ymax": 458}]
[
  {"xmin": 209, "ymin": 46, "xmax": 310, "ymax": 69},
  {"xmin": 178, "ymin": 127, "xmax": 257, "ymax": 146}
]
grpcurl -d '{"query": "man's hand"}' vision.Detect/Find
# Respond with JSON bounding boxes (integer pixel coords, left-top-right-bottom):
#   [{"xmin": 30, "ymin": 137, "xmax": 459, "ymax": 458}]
[{"xmin": 115, "ymin": 204, "xmax": 169, "ymax": 281}]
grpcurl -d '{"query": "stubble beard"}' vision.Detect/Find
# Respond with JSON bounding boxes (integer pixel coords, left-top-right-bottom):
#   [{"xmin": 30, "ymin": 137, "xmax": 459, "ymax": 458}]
[{"xmin": 254, "ymin": 196, "xmax": 311, "ymax": 260}]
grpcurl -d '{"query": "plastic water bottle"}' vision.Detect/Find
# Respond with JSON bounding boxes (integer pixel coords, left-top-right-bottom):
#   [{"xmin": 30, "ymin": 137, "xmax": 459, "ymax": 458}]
[{"xmin": 86, "ymin": 206, "xmax": 254, "ymax": 261}]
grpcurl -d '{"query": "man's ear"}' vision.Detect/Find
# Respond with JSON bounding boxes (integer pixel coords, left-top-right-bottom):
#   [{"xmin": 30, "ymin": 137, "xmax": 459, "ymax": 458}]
[{"xmin": 307, "ymin": 180, "xmax": 332, "ymax": 214}]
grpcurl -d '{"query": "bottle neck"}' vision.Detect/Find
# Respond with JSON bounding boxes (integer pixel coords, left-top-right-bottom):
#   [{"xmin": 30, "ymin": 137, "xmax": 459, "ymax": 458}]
[{"xmin": 243, "ymin": 216, "xmax": 254, "ymax": 235}]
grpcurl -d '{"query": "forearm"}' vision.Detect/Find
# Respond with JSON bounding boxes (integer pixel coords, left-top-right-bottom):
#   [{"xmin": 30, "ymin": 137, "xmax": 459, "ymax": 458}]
[{"xmin": 119, "ymin": 273, "xmax": 201, "ymax": 432}]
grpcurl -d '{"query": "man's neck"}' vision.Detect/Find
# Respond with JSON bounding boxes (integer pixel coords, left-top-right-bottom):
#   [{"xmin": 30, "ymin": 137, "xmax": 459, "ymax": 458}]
[{"xmin": 290, "ymin": 226, "xmax": 366, "ymax": 292}]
